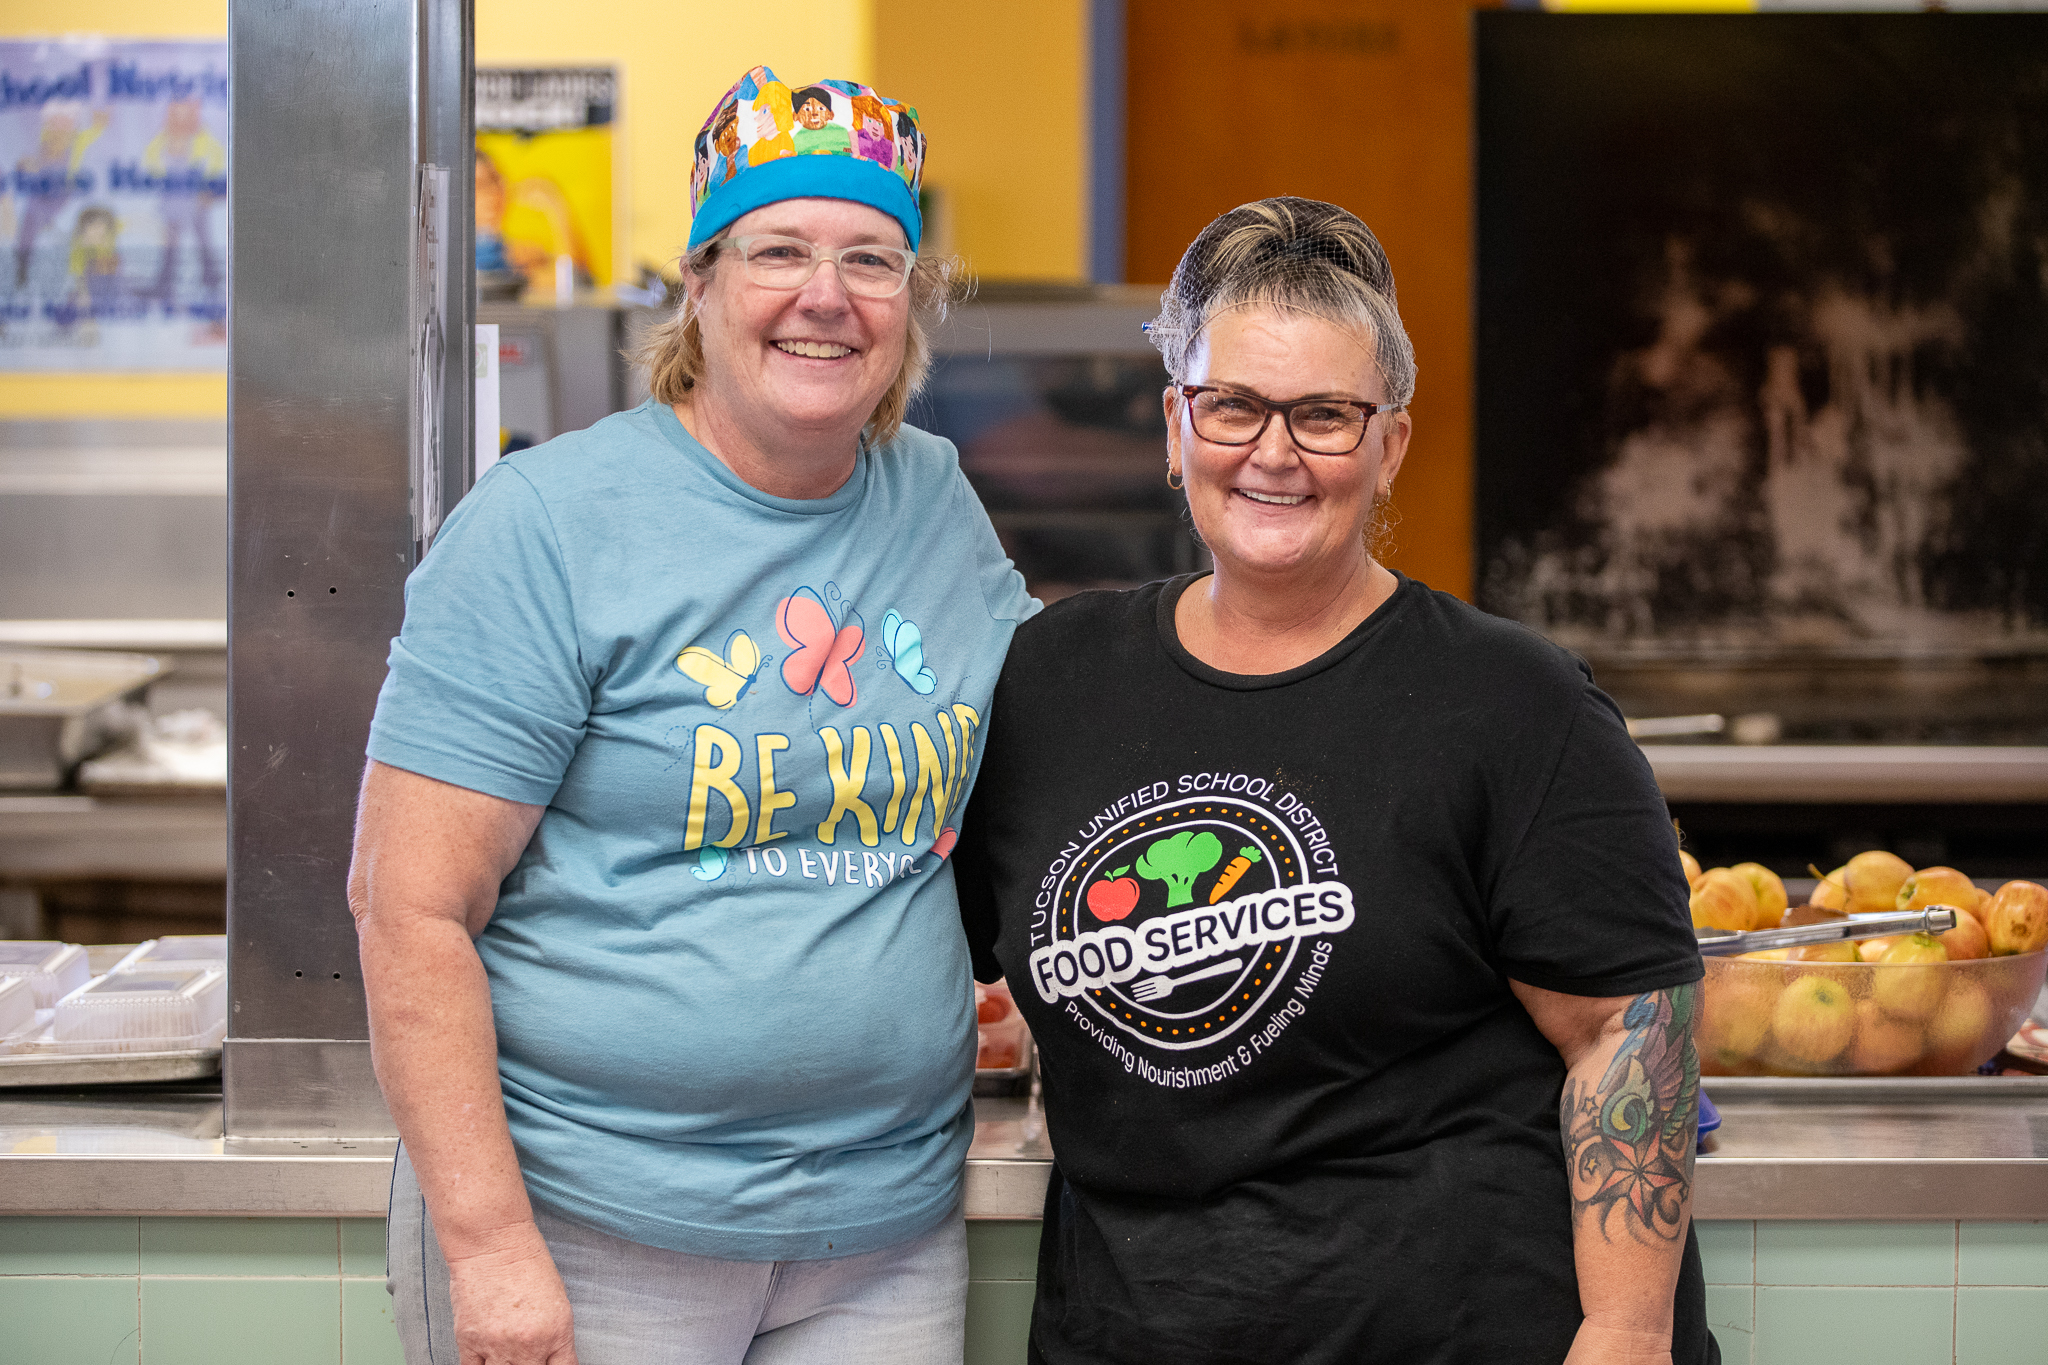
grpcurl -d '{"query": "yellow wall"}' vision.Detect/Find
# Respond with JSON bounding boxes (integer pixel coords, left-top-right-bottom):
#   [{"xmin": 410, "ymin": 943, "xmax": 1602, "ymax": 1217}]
[
  {"xmin": 874, "ymin": 0, "xmax": 1090, "ymax": 281},
  {"xmin": 4, "ymin": 1, "xmax": 227, "ymax": 418},
  {"xmin": 5, "ymin": 1, "xmax": 1093, "ymax": 418},
  {"xmin": 476, "ymin": 0, "xmax": 876, "ymax": 281}
]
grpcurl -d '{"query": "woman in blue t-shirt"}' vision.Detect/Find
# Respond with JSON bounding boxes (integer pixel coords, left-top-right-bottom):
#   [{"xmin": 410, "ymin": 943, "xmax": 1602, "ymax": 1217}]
[{"xmin": 352, "ymin": 65, "xmax": 1031, "ymax": 1365}]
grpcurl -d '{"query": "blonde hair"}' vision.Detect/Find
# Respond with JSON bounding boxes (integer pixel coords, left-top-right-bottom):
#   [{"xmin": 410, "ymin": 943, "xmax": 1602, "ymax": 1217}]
[
  {"xmin": 1147, "ymin": 197, "xmax": 1416, "ymax": 407},
  {"xmin": 636, "ymin": 235, "xmax": 965, "ymax": 445}
]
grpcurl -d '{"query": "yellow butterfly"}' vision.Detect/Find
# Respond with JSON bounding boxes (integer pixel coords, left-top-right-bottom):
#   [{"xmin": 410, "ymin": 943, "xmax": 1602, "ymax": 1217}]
[{"xmin": 675, "ymin": 630, "xmax": 765, "ymax": 710}]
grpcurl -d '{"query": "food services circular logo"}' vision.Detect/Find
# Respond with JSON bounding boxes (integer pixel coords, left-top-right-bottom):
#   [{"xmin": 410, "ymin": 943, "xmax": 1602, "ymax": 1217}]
[{"xmin": 1026, "ymin": 777, "xmax": 1354, "ymax": 1058}]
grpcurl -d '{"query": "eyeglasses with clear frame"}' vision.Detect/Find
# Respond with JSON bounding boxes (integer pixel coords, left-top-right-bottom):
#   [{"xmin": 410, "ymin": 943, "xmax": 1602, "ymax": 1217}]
[
  {"xmin": 1174, "ymin": 384, "xmax": 1402, "ymax": 456},
  {"xmin": 722, "ymin": 235, "xmax": 917, "ymax": 299}
]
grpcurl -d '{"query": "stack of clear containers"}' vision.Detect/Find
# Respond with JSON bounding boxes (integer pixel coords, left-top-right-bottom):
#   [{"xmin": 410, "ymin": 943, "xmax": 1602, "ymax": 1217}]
[
  {"xmin": 112, "ymin": 936, "xmax": 227, "ymax": 974},
  {"xmin": 0, "ymin": 975, "xmax": 36, "ymax": 1051},
  {"xmin": 51, "ymin": 967, "xmax": 226, "ymax": 1054},
  {"xmin": 0, "ymin": 941, "xmax": 90, "ymax": 1007}
]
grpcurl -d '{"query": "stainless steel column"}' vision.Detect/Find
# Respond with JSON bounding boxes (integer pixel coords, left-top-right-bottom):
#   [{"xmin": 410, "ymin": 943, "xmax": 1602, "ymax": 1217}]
[{"xmin": 226, "ymin": 0, "xmax": 473, "ymax": 1137}]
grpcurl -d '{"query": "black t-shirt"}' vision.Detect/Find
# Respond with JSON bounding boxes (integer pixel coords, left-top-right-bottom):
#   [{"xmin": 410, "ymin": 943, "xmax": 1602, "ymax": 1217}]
[{"xmin": 954, "ymin": 575, "xmax": 1714, "ymax": 1365}]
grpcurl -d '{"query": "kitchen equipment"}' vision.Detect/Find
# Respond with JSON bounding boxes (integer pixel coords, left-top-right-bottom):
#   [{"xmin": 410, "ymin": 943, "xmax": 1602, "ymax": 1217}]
[
  {"xmin": 0, "ymin": 941, "xmax": 90, "ymax": 1007},
  {"xmin": 51, "ymin": 967, "xmax": 227, "ymax": 1054},
  {"xmin": 112, "ymin": 936, "xmax": 227, "ymax": 975},
  {"xmin": 0, "ymin": 648, "xmax": 165, "ymax": 789},
  {"xmin": 0, "ymin": 976, "xmax": 34, "ymax": 1049},
  {"xmin": 1695, "ymin": 907, "xmax": 1959, "ymax": 957}
]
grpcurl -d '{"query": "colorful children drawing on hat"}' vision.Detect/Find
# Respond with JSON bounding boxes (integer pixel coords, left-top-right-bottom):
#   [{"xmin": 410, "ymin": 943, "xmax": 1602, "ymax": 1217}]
[
  {"xmin": 791, "ymin": 86, "xmax": 852, "ymax": 157},
  {"xmin": 850, "ymin": 93, "xmax": 895, "ymax": 169},
  {"xmin": 747, "ymin": 80, "xmax": 795, "ymax": 163},
  {"xmin": 712, "ymin": 106, "xmax": 745, "ymax": 184},
  {"xmin": 892, "ymin": 108, "xmax": 924, "ymax": 190}
]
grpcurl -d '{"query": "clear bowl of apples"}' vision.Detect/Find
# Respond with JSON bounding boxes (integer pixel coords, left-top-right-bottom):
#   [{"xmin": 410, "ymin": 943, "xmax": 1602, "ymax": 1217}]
[
  {"xmin": 1688, "ymin": 858, "xmax": 2048, "ymax": 1077},
  {"xmin": 1699, "ymin": 949, "xmax": 2047, "ymax": 1077}
]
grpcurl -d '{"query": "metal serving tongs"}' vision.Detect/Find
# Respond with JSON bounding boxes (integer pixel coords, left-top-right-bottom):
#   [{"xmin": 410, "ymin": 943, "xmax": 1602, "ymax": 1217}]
[{"xmin": 1695, "ymin": 907, "xmax": 1961, "ymax": 957}]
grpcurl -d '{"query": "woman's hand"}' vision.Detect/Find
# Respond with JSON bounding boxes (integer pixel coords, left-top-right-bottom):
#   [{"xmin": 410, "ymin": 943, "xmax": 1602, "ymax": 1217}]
[
  {"xmin": 447, "ymin": 1223, "xmax": 579, "ymax": 1365},
  {"xmin": 1564, "ymin": 1318, "xmax": 1673, "ymax": 1365}
]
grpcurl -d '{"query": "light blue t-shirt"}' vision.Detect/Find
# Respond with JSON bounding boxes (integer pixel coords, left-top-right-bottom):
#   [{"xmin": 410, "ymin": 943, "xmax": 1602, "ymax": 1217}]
[{"xmin": 367, "ymin": 399, "xmax": 1035, "ymax": 1260}]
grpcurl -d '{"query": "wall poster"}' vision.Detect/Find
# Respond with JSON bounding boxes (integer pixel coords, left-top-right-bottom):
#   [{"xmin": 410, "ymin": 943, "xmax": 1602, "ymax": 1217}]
[
  {"xmin": 474, "ymin": 67, "xmax": 615, "ymax": 299},
  {"xmin": 2, "ymin": 37, "xmax": 227, "ymax": 370}
]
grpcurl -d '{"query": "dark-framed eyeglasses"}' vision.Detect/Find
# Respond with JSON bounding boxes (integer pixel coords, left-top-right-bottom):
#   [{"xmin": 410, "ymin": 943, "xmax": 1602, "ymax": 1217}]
[
  {"xmin": 722, "ymin": 234, "xmax": 916, "ymax": 299},
  {"xmin": 1175, "ymin": 384, "xmax": 1401, "ymax": 456}
]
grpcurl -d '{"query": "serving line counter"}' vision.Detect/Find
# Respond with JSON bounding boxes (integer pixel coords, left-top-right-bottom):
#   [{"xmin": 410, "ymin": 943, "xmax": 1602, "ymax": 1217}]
[{"xmin": 6, "ymin": 1083, "xmax": 2047, "ymax": 1221}]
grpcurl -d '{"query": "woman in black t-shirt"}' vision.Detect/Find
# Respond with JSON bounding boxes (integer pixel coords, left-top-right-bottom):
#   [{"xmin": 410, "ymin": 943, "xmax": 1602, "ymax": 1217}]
[{"xmin": 953, "ymin": 198, "xmax": 1714, "ymax": 1365}]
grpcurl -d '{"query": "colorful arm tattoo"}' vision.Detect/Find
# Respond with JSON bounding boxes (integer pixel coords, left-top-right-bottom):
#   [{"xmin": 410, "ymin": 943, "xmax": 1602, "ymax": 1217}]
[{"xmin": 1561, "ymin": 983, "xmax": 1700, "ymax": 1244}]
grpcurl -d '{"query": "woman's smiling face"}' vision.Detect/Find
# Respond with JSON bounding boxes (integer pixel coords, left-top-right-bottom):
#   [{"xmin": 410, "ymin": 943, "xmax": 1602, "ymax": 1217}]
[
  {"xmin": 687, "ymin": 197, "xmax": 910, "ymax": 443},
  {"xmin": 1168, "ymin": 307, "xmax": 1411, "ymax": 584}
]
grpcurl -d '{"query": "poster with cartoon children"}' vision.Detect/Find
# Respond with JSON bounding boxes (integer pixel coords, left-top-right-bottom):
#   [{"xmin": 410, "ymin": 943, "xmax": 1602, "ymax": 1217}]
[{"xmin": 2, "ymin": 39, "xmax": 227, "ymax": 369}]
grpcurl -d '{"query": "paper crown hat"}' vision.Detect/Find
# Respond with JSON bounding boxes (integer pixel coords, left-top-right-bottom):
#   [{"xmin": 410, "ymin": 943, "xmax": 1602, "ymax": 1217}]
[{"xmin": 689, "ymin": 66, "xmax": 925, "ymax": 251}]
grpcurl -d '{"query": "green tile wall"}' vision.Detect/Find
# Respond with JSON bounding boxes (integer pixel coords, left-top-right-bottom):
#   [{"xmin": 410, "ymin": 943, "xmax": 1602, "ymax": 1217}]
[
  {"xmin": 2, "ymin": 1213, "xmax": 2035, "ymax": 1364},
  {"xmin": 966, "ymin": 1220, "xmax": 1040, "ymax": 1365}
]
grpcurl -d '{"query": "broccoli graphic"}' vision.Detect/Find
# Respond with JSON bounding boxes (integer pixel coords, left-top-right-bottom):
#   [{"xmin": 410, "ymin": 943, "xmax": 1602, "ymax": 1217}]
[{"xmin": 1134, "ymin": 829, "xmax": 1226, "ymax": 908}]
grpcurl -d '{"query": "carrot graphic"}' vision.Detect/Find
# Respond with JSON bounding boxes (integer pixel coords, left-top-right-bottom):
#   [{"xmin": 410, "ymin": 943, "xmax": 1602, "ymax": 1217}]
[{"xmin": 1209, "ymin": 846, "xmax": 1264, "ymax": 903}]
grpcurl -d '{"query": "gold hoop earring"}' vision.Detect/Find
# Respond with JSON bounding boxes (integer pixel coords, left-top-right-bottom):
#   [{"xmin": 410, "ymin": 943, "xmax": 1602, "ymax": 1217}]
[{"xmin": 1167, "ymin": 468, "xmax": 1184, "ymax": 491}]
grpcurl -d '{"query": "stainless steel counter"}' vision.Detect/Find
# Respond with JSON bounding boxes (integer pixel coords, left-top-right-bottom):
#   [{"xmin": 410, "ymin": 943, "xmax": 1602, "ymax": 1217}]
[
  {"xmin": 1642, "ymin": 744, "xmax": 2048, "ymax": 803},
  {"xmin": 5, "ymin": 1081, "xmax": 2045, "ymax": 1221}
]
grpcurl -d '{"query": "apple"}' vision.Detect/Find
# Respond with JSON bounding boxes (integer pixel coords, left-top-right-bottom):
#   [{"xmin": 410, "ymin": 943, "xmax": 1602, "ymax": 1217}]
[
  {"xmin": 1791, "ymin": 939, "xmax": 1858, "ymax": 963},
  {"xmin": 1935, "ymin": 908, "xmax": 1990, "ymax": 962},
  {"xmin": 1920, "ymin": 977, "xmax": 1996, "ymax": 1074},
  {"xmin": 1856, "ymin": 936, "xmax": 1898, "ymax": 964},
  {"xmin": 1810, "ymin": 865, "xmax": 1850, "ymax": 913},
  {"xmin": 1086, "ymin": 870, "xmax": 1140, "ymax": 922},
  {"xmin": 1897, "ymin": 866, "xmax": 1979, "ymax": 915},
  {"xmin": 1739, "ymin": 949, "xmax": 1793, "ymax": 961},
  {"xmin": 1732, "ymin": 862, "xmax": 1789, "ymax": 922},
  {"xmin": 1701, "ymin": 976, "xmax": 1777, "ymax": 1070},
  {"xmin": 1872, "ymin": 933, "xmax": 1949, "ymax": 1021},
  {"xmin": 1772, "ymin": 973, "xmax": 1856, "ymax": 1066},
  {"xmin": 1844, "ymin": 850, "xmax": 1914, "ymax": 916},
  {"xmin": 1680, "ymin": 849, "xmax": 1703, "ymax": 888},
  {"xmin": 1983, "ymin": 880, "xmax": 2048, "ymax": 957},
  {"xmin": 1691, "ymin": 868, "xmax": 1761, "ymax": 932},
  {"xmin": 1850, "ymin": 999, "xmax": 1923, "ymax": 1074}
]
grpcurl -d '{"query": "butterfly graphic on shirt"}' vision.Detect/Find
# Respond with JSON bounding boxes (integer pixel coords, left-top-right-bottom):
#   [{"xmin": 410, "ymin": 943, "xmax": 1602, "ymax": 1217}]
[
  {"xmin": 777, "ymin": 582, "xmax": 865, "ymax": 708},
  {"xmin": 875, "ymin": 609, "xmax": 937, "ymax": 695},
  {"xmin": 675, "ymin": 629, "xmax": 768, "ymax": 710}
]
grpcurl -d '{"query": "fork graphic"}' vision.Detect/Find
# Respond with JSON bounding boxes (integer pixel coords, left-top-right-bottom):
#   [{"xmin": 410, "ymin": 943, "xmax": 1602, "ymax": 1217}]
[{"xmin": 1128, "ymin": 957, "xmax": 1244, "ymax": 1003}]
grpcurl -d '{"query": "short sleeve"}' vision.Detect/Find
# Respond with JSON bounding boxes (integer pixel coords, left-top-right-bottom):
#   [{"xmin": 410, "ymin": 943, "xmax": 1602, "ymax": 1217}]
[
  {"xmin": 366, "ymin": 464, "xmax": 591, "ymax": 806},
  {"xmin": 952, "ymin": 779, "xmax": 1005, "ymax": 984},
  {"xmin": 1485, "ymin": 685, "xmax": 1703, "ymax": 997},
  {"xmin": 955, "ymin": 469, "xmax": 1039, "ymax": 624}
]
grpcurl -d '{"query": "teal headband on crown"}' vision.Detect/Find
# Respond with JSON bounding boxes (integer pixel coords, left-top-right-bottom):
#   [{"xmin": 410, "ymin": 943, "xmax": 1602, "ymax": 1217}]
[{"xmin": 689, "ymin": 65, "xmax": 924, "ymax": 251}]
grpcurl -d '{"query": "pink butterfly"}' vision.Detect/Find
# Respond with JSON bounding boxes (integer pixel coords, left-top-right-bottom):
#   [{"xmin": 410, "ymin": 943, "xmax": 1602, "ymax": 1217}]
[{"xmin": 777, "ymin": 585, "xmax": 865, "ymax": 707}]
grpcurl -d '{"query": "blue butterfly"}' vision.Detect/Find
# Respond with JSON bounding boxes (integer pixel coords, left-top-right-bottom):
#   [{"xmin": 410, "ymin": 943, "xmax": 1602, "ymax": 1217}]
[{"xmin": 877, "ymin": 610, "xmax": 937, "ymax": 695}]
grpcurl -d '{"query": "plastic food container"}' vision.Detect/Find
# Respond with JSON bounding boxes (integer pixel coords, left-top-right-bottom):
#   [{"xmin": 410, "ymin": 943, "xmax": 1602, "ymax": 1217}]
[
  {"xmin": 976, "ymin": 979, "xmax": 1031, "ymax": 1075},
  {"xmin": 1699, "ymin": 951, "xmax": 2048, "ymax": 1077},
  {"xmin": 113, "ymin": 936, "xmax": 228, "ymax": 974},
  {"xmin": 51, "ymin": 968, "xmax": 227, "ymax": 1054},
  {"xmin": 0, "ymin": 941, "xmax": 91, "ymax": 1008},
  {"xmin": 0, "ymin": 976, "xmax": 36, "ymax": 1050}
]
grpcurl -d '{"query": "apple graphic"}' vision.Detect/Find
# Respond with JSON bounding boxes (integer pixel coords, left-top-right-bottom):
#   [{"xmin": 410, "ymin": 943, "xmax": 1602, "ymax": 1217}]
[
  {"xmin": 1086, "ymin": 866, "xmax": 1139, "ymax": 922},
  {"xmin": 1771, "ymin": 973, "xmax": 1855, "ymax": 1067}
]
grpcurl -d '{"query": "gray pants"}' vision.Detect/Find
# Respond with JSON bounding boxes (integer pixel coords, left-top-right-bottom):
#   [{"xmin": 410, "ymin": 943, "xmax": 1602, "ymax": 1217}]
[{"xmin": 387, "ymin": 1146, "xmax": 968, "ymax": 1365}]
